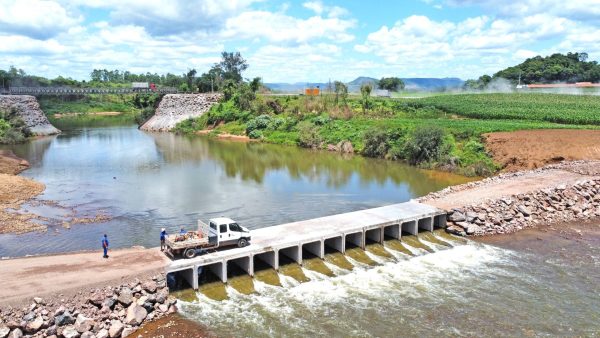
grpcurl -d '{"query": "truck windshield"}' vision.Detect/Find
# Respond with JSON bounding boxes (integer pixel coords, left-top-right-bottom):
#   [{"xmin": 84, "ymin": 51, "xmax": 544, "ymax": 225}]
[{"xmin": 229, "ymin": 223, "xmax": 242, "ymax": 232}]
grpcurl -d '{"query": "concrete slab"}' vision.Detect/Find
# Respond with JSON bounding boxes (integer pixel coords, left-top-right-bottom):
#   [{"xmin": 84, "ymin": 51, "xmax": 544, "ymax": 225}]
[{"xmin": 167, "ymin": 201, "xmax": 443, "ymax": 274}]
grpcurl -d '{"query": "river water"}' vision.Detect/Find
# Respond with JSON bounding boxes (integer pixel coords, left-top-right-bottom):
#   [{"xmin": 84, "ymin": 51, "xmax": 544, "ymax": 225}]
[
  {"xmin": 177, "ymin": 232, "xmax": 600, "ymax": 337},
  {"xmin": 0, "ymin": 124, "xmax": 469, "ymax": 257}
]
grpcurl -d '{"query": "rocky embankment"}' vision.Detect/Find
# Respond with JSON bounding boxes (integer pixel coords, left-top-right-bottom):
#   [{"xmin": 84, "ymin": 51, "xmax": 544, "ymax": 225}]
[
  {"xmin": 0, "ymin": 96, "xmax": 60, "ymax": 136},
  {"xmin": 0, "ymin": 275, "xmax": 176, "ymax": 338},
  {"xmin": 140, "ymin": 93, "xmax": 221, "ymax": 132},
  {"xmin": 420, "ymin": 161, "xmax": 600, "ymax": 236}
]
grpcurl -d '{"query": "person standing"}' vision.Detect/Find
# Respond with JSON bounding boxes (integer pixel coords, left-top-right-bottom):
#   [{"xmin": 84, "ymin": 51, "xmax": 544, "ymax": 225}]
[
  {"xmin": 102, "ymin": 234, "xmax": 109, "ymax": 258},
  {"xmin": 160, "ymin": 228, "xmax": 167, "ymax": 251}
]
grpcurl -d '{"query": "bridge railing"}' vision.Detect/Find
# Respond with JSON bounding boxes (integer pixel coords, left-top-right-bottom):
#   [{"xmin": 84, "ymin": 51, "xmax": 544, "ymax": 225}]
[{"xmin": 0, "ymin": 87, "xmax": 178, "ymax": 95}]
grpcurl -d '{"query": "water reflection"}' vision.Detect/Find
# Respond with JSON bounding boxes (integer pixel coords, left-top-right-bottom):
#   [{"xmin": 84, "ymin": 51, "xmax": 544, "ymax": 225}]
[{"xmin": 1, "ymin": 125, "xmax": 473, "ymax": 257}]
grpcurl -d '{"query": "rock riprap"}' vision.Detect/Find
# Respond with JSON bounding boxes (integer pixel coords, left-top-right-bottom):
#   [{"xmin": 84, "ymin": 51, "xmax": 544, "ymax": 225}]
[
  {"xmin": 0, "ymin": 275, "xmax": 176, "ymax": 338},
  {"xmin": 140, "ymin": 93, "xmax": 222, "ymax": 132},
  {"xmin": 0, "ymin": 95, "xmax": 60, "ymax": 135},
  {"xmin": 442, "ymin": 178, "xmax": 600, "ymax": 236}
]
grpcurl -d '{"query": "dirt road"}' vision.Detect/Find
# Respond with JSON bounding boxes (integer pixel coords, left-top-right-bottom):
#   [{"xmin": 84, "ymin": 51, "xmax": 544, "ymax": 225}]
[
  {"xmin": 0, "ymin": 247, "xmax": 170, "ymax": 305},
  {"xmin": 483, "ymin": 129, "xmax": 600, "ymax": 171},
  {"xmin": 421, "ymin": 161, "xmax": 600, "ymax": 210}
]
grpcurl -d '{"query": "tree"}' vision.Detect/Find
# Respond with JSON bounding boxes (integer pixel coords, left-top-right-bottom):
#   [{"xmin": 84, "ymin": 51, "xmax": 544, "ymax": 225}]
[
  {"xmin": 360, "ymin": 83, "xmax": 372, "ymax": 113},
  {"xmin": 218, "ymin": 52, "xmax": 248, "ymax": 83},
  {"xmin": 249, "ymin": 77, "xmax": 262, "ymax": 93},
  {"xmin": 185, "ymin": 69, "xmax": 197, "ymax": 92},
  {"xmin": 333, "ymin": 81, "xmax": 348, "ymax": 105},
  {"xmin": 378, "ymin": 77, "xmax": 405, "ymax": 91}
]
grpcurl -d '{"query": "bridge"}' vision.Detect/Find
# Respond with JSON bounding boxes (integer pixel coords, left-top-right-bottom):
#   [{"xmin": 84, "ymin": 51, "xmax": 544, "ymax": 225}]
[
  {"xmin": 167, "ymin": 201, "xmax": 447, "ymax": 289},
  {"xmin": 0, "ymin": 86, "xmax": 178, "ymax": 96}
]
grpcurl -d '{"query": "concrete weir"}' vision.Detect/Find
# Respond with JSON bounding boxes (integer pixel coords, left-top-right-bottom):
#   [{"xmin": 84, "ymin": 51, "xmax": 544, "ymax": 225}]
[{"xmin": 167, "ymin": 201, "xmax": 446, "ymax": 289}]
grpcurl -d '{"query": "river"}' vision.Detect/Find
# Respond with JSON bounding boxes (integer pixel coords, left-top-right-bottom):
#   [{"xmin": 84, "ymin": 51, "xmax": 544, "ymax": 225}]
[
  {"xmin": 2, "ymin": 123, "xmax": 599, "ymax": 336},
  {"xmin": 0, "ymin": 124, "xmax": 469, "ymax": 257}
]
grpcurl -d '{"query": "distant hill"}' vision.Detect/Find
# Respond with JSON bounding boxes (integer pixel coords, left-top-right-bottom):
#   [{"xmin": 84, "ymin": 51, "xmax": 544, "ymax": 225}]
[{"xmin": 265, "ymin": 77, "xmax": 463, "ymax": 93}]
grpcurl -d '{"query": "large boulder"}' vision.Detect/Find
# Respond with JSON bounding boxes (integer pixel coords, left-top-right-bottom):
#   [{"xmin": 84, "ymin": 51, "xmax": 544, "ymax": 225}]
[
  {"xmin": 74, "ymin": 315, "xmax": 94, "ymax": 333},
  {"xmin": 0, "ymin": 326, "xmax": 10, "ymax": 338},
  {"xmin": 61, "ymin": 325, "xmax": 80, "ymax": 338},
  {"xmin": 117, "ymin": 289, "xmax": 133, "ymax": 307},
  {"xmin": 55, "ymin": 312, "xmax": 75, "ymax": 326},
  {"xmin": 125, "ymin": 304, "xmax": 147, "ymax": 326},
  {"xmin": 108, "ymin": 321, "xmax": 123, "ymax": 338},
  {"xmin": 24, "ymin": 316, "xmax": 44, "ymax": 333},
  {"xmin": 7, "ymin": 329, "xmax": 22, "ymax": 338}
]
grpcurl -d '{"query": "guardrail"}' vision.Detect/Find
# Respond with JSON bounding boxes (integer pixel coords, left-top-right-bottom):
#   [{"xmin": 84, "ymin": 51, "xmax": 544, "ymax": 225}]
[{"xmin": 0, "ymin": 87, "xmax": 178, "ymax": 95}]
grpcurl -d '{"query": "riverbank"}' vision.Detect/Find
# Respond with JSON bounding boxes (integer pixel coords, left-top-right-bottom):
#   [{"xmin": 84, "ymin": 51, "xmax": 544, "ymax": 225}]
[
  {"xmin": 0, "ymin": 150, "xmax": 46, "ymax": 234},
  {"xmin": 174, "ymin": 93, "xmax": 600, "ymax": 177}
]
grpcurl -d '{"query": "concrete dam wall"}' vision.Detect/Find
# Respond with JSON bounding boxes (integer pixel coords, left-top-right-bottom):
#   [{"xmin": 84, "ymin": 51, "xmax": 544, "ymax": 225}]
[
  {"xmin": 140, "ymin": 93, "xmax": 222, "ymax": 132},
  {"xmin": 0, "ymin": 95, "xmax": 60, "ymax": 136}
]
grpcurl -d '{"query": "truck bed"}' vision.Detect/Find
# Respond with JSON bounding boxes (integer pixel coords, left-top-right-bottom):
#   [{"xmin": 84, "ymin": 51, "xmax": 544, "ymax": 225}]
[{"xmin": 165, "ymin": 234, "xmax": 209, "ymax": 250}]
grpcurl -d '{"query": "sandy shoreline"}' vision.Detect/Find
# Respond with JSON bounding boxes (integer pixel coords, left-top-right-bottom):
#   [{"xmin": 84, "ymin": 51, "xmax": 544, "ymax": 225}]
[{"xmin": 0, "ymin": 150, "xmax": 47, "ymax": 234}]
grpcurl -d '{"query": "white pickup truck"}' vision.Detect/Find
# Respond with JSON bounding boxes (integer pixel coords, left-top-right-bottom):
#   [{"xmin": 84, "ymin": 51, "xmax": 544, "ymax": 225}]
[{"xmin": 164, "ymin": 217, "xmax": 251, "ymax": 259}]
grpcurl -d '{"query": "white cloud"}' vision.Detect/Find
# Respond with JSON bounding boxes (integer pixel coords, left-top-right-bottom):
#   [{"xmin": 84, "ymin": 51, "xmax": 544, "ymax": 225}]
[
  {"xmin": 0, "ymin": 0, "xmax": 81, "ymax": 39},
  {"xmin": 223, "ymin": 10, "xmax": 355, "ymax": 43},
  {"xmin": 354, "ymin": 12, "xmax": 593, "ymax": 78},
  {"xmin": 447, "ymin": 0, "xmax": 600, "ymax": 23},
  {"xmin": 71, "ymin": 0, "xmax": 260, "ymax": 36}
]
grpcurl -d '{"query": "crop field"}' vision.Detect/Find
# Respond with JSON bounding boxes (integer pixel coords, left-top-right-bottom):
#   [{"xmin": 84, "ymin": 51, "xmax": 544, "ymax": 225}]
[{"xmin": 406, "ymin": 93, "xmax": 600, "ymax": 125}]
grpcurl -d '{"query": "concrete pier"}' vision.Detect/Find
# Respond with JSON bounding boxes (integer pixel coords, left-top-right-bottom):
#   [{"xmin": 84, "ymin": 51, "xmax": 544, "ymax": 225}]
[{"xmin": 167, "ymin": 201, "xmax": 446, "ymax": 289}]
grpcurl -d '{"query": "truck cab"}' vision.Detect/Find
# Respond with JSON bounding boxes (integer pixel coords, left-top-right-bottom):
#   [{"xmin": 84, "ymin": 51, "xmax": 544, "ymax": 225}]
[{"xmin": 208, "ymin": 217, "xmax": 251, "ymax": 248}]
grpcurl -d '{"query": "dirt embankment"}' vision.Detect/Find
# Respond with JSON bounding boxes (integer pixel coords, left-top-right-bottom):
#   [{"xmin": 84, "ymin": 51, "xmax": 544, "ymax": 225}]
[
  {"xmin": 483, "ymin": 129, "xmax": 600, "ymax": 172},
  {"xmin": 0, "ymin": 150, "xmax": 47, "ymax": 234}
]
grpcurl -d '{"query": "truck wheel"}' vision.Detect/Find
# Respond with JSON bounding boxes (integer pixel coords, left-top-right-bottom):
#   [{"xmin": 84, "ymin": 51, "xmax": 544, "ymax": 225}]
[
  {"xmin": 237, "ymin": 238, "xmax": 248, "ymax": 248},
  {"xmin": 184, "ymin": 249, "xmax": 197, "ymax": 259}
]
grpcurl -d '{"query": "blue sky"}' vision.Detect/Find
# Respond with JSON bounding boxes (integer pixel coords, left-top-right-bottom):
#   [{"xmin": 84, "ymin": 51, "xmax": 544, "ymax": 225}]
[{"xmin": 0, "ymin": 0, "xmax": 599, "ymax": 82}]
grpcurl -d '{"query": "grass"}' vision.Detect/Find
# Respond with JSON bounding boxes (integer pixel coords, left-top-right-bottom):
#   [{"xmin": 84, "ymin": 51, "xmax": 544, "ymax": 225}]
[
  {"xmin": 406, "ymin": 93, "xmax": 600, "ymax": 125},
  {"xmin": 39, "ymin": 94, "xmax": 139, "ymax": 116}
]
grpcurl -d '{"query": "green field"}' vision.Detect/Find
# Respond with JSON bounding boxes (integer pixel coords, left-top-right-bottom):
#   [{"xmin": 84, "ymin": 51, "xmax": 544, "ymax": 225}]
[
  {"xmin": 38, "ymin": 94, "xmax": 139, "ymax": 116},
  {"xmin": 406, "ymin": 93, "xmax": 600, "ymax": 125}
]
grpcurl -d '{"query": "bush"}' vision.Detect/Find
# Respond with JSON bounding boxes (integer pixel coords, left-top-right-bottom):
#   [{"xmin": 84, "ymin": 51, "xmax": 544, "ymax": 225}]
[
  {"xmin": 362, "ymin": 128, "xmax": 389, "ymax": 158},
  {"xmin": 0, "ymin": 109, "xmax": 31, "ymax": 144},
  {"xmin": 134, "ymin": 106, "xmax": 155, "ymax": 126},
  {"xmin": 297, "ymin": 121, "xmax": 322, "ymax": 148},
  {"xmin": 246, "ymin": 114, "xmax": 272, "ymax": 134},
  {"xmin": 404, "ymin": 126, "xmax": 446, "ymax": 164},
  {"xmin": 248, "ymin": 130, "xmax": 263, "ymax": 139}
]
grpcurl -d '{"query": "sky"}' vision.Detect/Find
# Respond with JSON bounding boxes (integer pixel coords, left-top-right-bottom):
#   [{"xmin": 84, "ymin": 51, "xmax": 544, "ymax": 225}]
[{"xmin": 0, "ymin": 0, "xmax": 599, "ymax": 83}]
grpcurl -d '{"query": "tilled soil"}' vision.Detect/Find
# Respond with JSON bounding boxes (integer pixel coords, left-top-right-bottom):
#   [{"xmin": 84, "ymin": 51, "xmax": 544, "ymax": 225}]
[{"xmin": 483, "ymin": 129, "xmax": 600, "ymax": 172}]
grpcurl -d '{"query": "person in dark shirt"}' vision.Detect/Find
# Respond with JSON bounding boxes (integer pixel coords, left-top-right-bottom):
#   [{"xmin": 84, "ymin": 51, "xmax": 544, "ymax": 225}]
[
  {"xmin": 101, "ymin": 234, "xmax": 109, "ymax": 258},
  {"xmin": 160, "ymin": 228, "xmax": 167, "ymax": 251}
]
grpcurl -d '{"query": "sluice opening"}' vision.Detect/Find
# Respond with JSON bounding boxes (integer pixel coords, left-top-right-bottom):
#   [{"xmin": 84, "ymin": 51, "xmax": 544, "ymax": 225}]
[
  {"xmin": 198, "ymin": 263, "xmax": 228, "ymax": 301},
  {"xmin": 365, "ymin": 228, "xmax": 393, "ymax": 259},
  {"xmin": 383, "ymin": 224, "xmax": 414, "ymax": 257},
  {"xmin": 345, "ymin": 232, "xmax": 377, "ymax": 266},
  {"xmin": 227, "ymin": 257, "xmax": 255, "ymax": 295},
  {"xmin": 253, "ymin": 251, "xmax": 281, "ymax": 286},
  {"xmin": 167, "ymin": 271, "xmax": 198, "ymax": 302},
  {"xmin": 400, "ymin": 220, "xmax": 434, "ymax": 253},
  {"xmin": 324, "ymin": 237, "xmax": 353, "ymax": 270},
  {"xmin": 434, "ymin": 214, "xmax": 447, "ymax": 229},
  {"xmin": 278, "ymin": 246, "xmax": 309, "ymax": 283},
  {"xmin": 302, "ymin": 241, "xmax": 334, "ymax": 277},
  {"xmin": 418, "ymin": 218, "xmax": 451, "ymax": 248}
]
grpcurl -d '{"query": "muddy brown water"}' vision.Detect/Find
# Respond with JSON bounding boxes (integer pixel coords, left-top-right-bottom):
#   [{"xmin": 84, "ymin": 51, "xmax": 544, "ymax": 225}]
[{"xmin": 0, "ymin": 125, "xmax": 472, "ymax": 257}]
